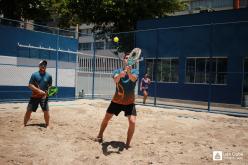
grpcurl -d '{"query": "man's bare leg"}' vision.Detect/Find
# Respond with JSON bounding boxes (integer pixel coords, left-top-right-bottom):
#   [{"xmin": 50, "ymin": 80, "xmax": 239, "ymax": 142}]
[
  {"xmin": 43, "ymin": 111, "xmax": 50, "ymax": 128},
  {"xmin": 24, "ymin": 110, "xmax": 32, "ymax": 127},
  {"xmin": 97, "ymin": 113, "xmax": 113, "ymax": 141},
  {"xmin": 126, "ymin": 115, "xmax": 136, "ymax": 149}
]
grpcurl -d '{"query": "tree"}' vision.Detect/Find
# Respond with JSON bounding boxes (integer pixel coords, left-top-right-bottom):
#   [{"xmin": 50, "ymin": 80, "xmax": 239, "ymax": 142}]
[
  {"xmin": 0, "ymin": 0, "xmax": 52, "ymax": 22},
  {"xmin": 0, "ymin": 0, "xmax": 186, "ymax": 32},
  {"xmin": 61, "ymin": 0, "xmax": 186, "ymax": 52},
  {"xmin": 0, "ymin": 0, "xmax": 185, "ymax": 52},
  {"xmin": 62, "ymin": 0, "xmax": 186, "ymax": 33}
]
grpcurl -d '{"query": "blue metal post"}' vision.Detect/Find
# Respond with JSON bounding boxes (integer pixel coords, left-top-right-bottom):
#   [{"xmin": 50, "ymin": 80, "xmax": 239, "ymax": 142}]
[
  {"xmin": 154, "ymin": 29, "xmax": 159, "ymax": 106},
  {"xmin": 56, "ymin": 28, "xmax": 59, "ymax": 101},
  {"xmin": 208, "ymin": 23, "xmax": 214, "ymax": 112},
  {"xmin": 92, "ymin": 34, "xmax": 96, "ymax": 99},
  {"xmin": 241, "ymin": 57, "xmax": 245, "ymax": 106}
]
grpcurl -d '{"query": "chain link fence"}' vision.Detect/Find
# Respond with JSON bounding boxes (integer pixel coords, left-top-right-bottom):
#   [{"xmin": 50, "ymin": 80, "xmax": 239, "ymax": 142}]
[{"xmin": 0, "ymin": 16, "xmax": 248, "ymax": 116}]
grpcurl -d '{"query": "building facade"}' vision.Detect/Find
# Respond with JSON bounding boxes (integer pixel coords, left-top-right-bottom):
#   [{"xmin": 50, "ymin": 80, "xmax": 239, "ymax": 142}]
[
  {"xmin": 175, "ymin": 0, "xmax": 248, "ymax": 15},
  {"xmin": 137, "ymin": 8, "xmax": 248, "ymax": 105}
]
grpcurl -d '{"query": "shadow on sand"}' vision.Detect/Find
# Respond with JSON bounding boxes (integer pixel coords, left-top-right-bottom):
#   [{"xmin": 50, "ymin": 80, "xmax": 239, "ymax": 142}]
[
  {"xmin": 26, "ymin": 123, "xmax": 47, "ymax": 128},
  {"xmin": 101, "ymin": 141, "xmax": 126, "ymax": 156}
]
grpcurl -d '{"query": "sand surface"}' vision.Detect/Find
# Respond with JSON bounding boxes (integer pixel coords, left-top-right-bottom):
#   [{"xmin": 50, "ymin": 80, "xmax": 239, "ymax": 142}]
[{"xmin": 0, "ymin": 99, "xmax": 247, "ymax": 165}]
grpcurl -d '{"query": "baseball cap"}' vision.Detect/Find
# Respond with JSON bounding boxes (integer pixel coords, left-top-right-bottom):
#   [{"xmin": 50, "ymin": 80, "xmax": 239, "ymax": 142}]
[{"xmin": 39, "ymin": 60, "xmax": 47, "ymax": 66}]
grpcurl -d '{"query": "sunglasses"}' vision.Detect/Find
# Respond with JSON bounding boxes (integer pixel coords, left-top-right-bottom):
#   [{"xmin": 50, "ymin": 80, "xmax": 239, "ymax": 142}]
[
  {"xmin": 124, "ymin": 57, "xmax": 128, "ymax": 60},
  {"xmin": 39, "ymin": 64, "xmax": 47, "ymax": 67}
]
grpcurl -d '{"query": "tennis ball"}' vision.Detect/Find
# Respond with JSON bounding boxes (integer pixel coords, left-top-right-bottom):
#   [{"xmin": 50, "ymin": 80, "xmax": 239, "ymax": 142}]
[{"xmin": 113, "ymin": 37, "xmax": 119, "ymax": 43}]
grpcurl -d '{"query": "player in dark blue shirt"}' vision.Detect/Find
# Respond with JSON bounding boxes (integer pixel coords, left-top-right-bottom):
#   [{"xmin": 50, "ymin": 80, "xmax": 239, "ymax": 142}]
[{"xmin": 23, "ymin": 60, "xmax": 52, "ymax": 128}]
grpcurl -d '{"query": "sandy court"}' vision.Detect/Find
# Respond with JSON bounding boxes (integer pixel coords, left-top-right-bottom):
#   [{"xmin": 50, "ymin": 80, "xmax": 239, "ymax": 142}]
[{"xmin": 0, "ymin": 99, "xmax": 247, "ymax": 165}]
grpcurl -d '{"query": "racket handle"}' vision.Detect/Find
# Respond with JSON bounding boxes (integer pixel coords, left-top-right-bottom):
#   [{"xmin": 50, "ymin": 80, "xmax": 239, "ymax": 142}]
[
  {"xmin": 124, "ymin": 69, "xmax": 131, "ymax": 74},
  {"xmin": 124, "ymin": 65, "xmax": 132, "ymax": 74}
]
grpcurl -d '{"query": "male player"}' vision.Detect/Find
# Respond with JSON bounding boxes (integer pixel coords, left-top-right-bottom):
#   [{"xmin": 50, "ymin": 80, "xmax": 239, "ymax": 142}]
[
  {"xmin": 96, "ymin": 53, "xmax": 139, "ymax": 149},
  {"xmin": 23, "ymin": 60, "xmax": 52, "ymax": 128}
]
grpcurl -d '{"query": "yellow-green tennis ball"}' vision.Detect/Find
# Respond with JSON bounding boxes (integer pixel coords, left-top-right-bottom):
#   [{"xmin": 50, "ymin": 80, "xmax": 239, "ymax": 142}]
[{"xmin": 113, "ymin": 37, "xmax": 119, "ymax": 43}]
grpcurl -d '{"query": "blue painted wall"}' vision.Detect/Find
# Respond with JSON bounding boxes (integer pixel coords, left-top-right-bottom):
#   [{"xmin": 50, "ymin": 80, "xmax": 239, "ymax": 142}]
[
  {"xmin": 0, "ymin": 25, "xmax": 78, "ymax": 101},
  {"xmin": 0, "ymin": 25, "xmax": 78, "ymax": 62},
  {"xmin": 0, "ymin": 86, "xmax": 75, "ymax": 102},
  {"xmin": 136, "ymin": 8, "xmax": 248, "ymax": 104}
]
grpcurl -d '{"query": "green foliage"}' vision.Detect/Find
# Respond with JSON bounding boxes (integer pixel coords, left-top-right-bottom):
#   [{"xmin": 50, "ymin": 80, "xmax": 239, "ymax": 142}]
[
  {"xmin": 0, "ymin": 0, "xmax": 186, "ymax": 31},
  {"xmin": 0, "ymin": 0, "xmax": 52, "ymax": 21},
  {"xmin": 61, "ymin": 0, "xmax": 186, "ymax": 52},
  {"xmin": 64, "ymin": 0, "xmax": 186, "ymax": 33},
  {"xmin": 0, "ymin": 0, "xmax": 186, "ymax": 52}
]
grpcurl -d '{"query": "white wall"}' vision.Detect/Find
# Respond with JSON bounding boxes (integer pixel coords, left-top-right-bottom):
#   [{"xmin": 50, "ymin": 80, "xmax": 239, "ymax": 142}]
[{"xmin": 0, "ymin": 55, "xmax": 76, "ymax": 87}]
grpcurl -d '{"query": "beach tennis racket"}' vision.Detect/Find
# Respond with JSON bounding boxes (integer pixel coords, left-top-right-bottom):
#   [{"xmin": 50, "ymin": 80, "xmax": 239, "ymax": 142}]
[
  {"xmin": 47, "ymin": 86, "xmax": 58, "ymax": 97},
  {"xmin": 120, "ymin": 48, "xmax": 142, "ymax": 83},
  {"xmin": 113, "ymin": 47, "xmax": 143, "ymax": 65},
  {"xmin": 33, "ymin": 80, "xmax": 58, "ymax": 97},
  {"xmin": 126, "ymin": 48, "xmax": 142, "ymax": 66}
]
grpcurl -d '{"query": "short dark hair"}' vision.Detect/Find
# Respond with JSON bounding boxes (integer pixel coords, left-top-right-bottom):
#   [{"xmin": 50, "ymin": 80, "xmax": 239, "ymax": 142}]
[{"xmin": 123, "ymin": 52, "xmax": 129, "ymax": 59}]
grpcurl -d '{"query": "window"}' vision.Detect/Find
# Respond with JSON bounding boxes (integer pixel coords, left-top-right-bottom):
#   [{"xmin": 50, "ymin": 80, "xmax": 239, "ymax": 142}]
[
  {"xmin": 79, "ymin": 43, "xmax": 92, "ymax": 51},
  {"xmin": 159, "ymin": 58, "xmax": 179, "ymax": 82},
  {"xmin": 195, "ymin": 58, "xmax": 206, "ymax": 83},
  {"xmin": 145, "ymin": 59, "xmax": 154, "ymax": 81},
  {"xmin": 190, "ymin": 0, "xmax": 233, "ymax": 10},
  {"xmin": 216, "ymin": 58, "xmax": 228, "ymax": 84},
  {"xmin": 79, "ymin": 28, "xmax": 92, "ymax": 36},
  {"xmin": 171, "ymin": 59, "xmax": 179, "ymax": 82},
  {"xmin": 186, "ymin": 57, "xmax": 228, "ymax": 84},
  {"xmin": 95, "ymin": 42, "xmax": 104, "ymax": 50},
  {"xmin": 145, "ymin": 58, "xmax": 179, "ymax": 82},
  {"xmin": 186, "ymin": 58, "xmax": 195, "ymax": 83}
]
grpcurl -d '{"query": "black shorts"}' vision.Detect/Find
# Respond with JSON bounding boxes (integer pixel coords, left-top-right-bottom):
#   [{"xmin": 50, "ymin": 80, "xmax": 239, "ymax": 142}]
[
  {"xmin": 27, "ymin": 97, "xmax": 49, "ymax": 112},
  {"xmin": 107, "ymin": 101, "xmax": 137, "ymax": 116}
]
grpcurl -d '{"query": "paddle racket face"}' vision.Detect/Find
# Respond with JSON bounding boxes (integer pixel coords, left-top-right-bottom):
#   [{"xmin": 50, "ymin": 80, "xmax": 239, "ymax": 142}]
[
  {"xmin": 112, "ymin": 47, "xmax": 142, "ymax": 65},
  {"xmin": 48, "ymin": 86, "xmax": 58, "ymax": 97},
  {"xmin": 127, "ymin": 48, "xmax": 142, "ymax": 66}
]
